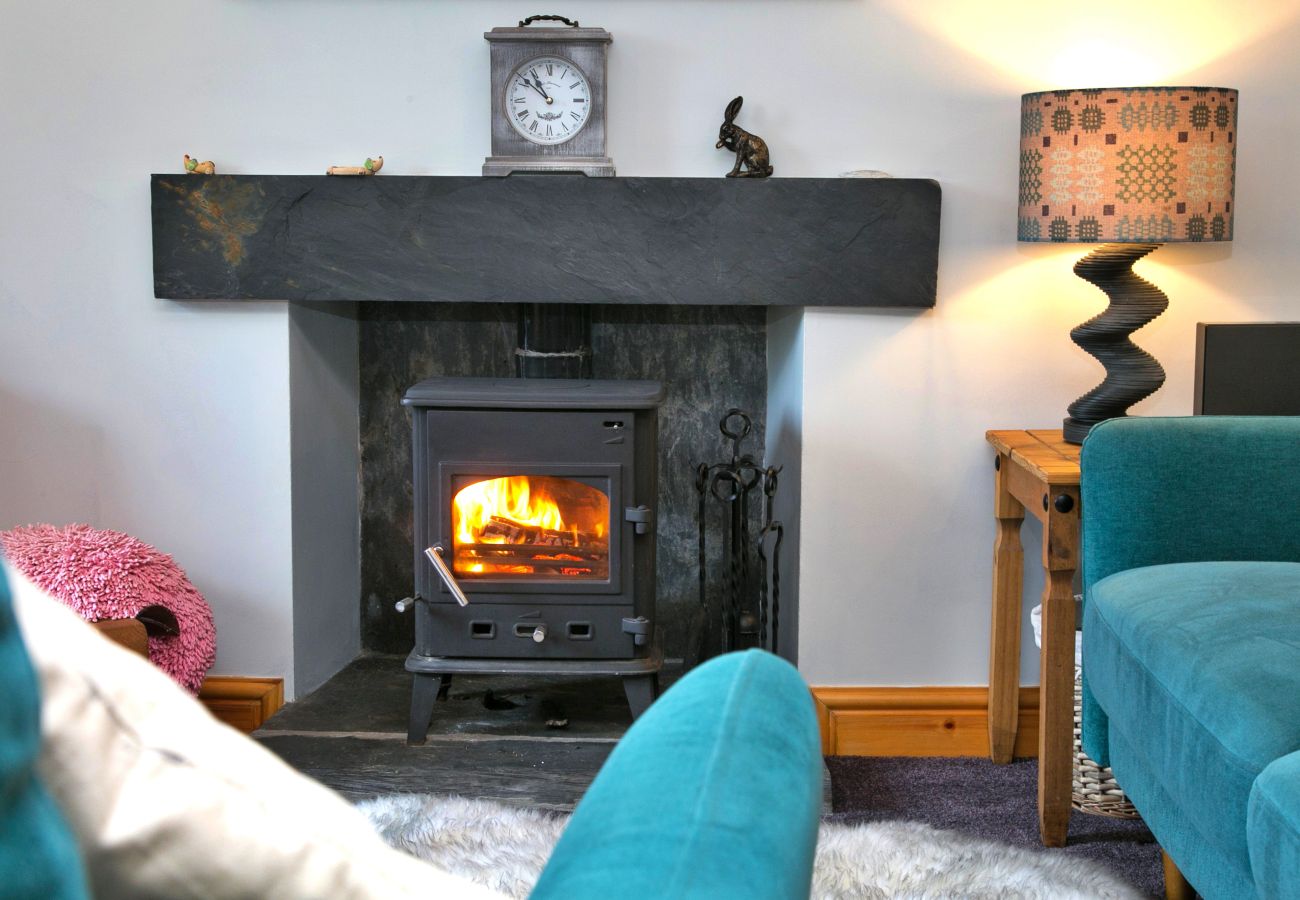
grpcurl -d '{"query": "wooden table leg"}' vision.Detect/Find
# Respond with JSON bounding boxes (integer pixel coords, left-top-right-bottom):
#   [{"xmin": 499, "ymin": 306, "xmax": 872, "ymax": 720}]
[
  {"xmin": 1037, "ymin": 488, "xmax": 1079, "ymax": 847},
  {"xmin": 988, "ymin": 453, "xmax": 1025, "ymax": 764}
]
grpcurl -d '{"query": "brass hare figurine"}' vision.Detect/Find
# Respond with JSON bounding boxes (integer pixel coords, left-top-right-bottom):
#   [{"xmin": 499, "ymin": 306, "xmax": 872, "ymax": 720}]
[{"xmin": 716, "ymin": 96, "xmax": 773, "ymax": 178}]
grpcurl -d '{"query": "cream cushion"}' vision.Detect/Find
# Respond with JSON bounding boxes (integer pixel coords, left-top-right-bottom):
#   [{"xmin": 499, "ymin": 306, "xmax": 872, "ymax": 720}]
[{"xmin": 8, "ymin": 563, "xmax": 502, "ymax": 900}]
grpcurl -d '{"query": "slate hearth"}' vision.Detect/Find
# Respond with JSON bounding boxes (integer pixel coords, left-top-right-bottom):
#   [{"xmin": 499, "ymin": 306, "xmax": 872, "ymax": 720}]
[
  {"xmin": 359, "ymin": 302, "xmax": 769, "ymax": 667},
  {"xmin": 254, "ymin": 655, "xmax": 835, "ymax": 814}
]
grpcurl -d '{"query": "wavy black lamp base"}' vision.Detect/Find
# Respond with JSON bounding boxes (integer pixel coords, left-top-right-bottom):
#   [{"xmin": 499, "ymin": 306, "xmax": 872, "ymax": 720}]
[{"xmin": 1062, "ymin": 243, "xmax": 1169, "ymax": 444}]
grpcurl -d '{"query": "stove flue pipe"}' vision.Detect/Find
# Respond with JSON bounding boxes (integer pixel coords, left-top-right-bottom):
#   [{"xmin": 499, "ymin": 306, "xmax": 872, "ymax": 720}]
[{"xmin": 516, "ymin": 303, "xmax": 593, "ymax": 379}]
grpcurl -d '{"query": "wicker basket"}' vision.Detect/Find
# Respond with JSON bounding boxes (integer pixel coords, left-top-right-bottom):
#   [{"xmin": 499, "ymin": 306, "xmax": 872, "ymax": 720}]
[{"xmin": 1071, "ymin": 667, "xmax": 1140, "ymax": 819}]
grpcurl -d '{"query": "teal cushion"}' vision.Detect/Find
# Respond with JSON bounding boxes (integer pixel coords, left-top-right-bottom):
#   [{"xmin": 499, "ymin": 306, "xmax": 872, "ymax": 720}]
[
  {"xmin": 530, "ymin": 650, "xmax": 822, "ymax": 899},
  {"xmin": 1079, "ymin": 416, "xmax": 1300, "ymax": 765},
  {"xmin": 0, "ymin": 563, "xmax": 89, "ymax": 899},
  {"xmin": 1107, "ymin": 725, "xmax": 1256, "ymax": 900},
  {"xmin": 1249, "ymin": 752, "xmax": 1300, "ymax": 900},
  {"xmin": 1083, "ymin": 560, "xmax": 1300, "ymax": 888}
]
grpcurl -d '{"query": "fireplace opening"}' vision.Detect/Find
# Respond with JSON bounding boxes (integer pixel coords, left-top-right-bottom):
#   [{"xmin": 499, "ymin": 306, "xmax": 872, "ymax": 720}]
[
  {"xmin": 358, "ymin": 304, "xmax": 774, "ymax": 671},
  {"xmin": 451, "ymin": 475, "xmax": 610, "ymax": 580}
]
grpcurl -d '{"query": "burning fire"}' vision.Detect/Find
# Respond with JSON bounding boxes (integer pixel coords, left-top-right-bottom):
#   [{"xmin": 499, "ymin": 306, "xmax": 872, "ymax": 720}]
[
  {"xmin": 454, "ymin": 476, "xmax": 565, "ymax": 545},
  {"xmin": 452, "ymin": 476, "xmax": 608, "ymax": 578}
]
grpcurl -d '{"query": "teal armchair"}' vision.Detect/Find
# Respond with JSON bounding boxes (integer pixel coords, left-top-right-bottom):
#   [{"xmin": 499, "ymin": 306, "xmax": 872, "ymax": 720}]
[
  {"xmin": 533, "ymin": 649, "xmax": 823, "ymax": 899},
  {"xmin": 1080, "ymin": 417, "xmax": 1300, "ymax": 899}
]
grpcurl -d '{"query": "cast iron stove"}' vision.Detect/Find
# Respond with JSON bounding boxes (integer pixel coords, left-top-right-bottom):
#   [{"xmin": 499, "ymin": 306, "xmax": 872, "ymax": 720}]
[{"xmin": 400, "ymin": 377, "xmax": 663, "ymax": 743}]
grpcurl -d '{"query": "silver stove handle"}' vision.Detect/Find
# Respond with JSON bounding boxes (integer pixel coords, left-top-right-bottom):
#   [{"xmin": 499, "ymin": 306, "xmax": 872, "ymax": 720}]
[{"xmin": 424, "ymin": 545, "xmax": 470, "ymax": 607}]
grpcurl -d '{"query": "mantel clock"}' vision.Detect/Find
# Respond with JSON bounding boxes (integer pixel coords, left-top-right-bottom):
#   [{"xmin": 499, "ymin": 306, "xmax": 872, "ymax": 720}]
[{"xmin": 484, "ymin": 15, "xmax": 613, "ymax": 177}]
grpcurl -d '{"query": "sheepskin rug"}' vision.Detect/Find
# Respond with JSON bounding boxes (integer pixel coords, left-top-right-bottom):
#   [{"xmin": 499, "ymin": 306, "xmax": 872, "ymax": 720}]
[
  {"xmin": 359, "ymin": 793, "xmax": 1143, "ymax": 899},
  {"xmin": 1, "ymin": 523, "xmax": 216, "ymax": 693}
]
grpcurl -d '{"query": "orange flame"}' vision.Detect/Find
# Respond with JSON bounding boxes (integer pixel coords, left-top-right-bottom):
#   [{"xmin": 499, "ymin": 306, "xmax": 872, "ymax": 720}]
[{"xmin": 454, "ymin": 476, "xmax": 565, "ymax": 545}]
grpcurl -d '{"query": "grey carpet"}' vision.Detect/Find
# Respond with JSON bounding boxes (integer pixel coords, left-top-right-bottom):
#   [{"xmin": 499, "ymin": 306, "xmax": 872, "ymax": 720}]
[{"xmin": 825, "ymin": 756, "xmax": 1161, "ymax": 898}]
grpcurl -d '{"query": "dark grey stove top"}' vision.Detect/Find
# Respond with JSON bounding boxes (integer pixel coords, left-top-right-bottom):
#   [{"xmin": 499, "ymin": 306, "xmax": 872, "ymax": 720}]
[{"xmin": 402, "ymin": 377, "xmax": 665, "ymax": 410}]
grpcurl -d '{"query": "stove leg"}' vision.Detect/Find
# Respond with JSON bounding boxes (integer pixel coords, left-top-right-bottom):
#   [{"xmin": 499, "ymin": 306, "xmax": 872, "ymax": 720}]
[
  {"xmin": 622, "ymin": 672, "xmax": 660, "ymax": 720},
  {"xmin": 408, "ymin": 673, "xmax": 440, "ymax": 745}
]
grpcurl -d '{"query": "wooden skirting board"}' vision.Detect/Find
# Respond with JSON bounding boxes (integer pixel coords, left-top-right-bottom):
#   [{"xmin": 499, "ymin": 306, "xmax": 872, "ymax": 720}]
[
  {"xmin": 199, "ymin": 676, "xmax": 285, "ymax": 733},
  {"xmin": 812, "ymin": 686, "xmax": 1040, "ymax": 757}
]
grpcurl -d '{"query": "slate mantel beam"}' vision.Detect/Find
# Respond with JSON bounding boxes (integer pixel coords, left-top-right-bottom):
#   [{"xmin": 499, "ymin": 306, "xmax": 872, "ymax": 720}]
[{"xmin": 151, "ymin": 175, "xmax": 941, "ymax": 307}]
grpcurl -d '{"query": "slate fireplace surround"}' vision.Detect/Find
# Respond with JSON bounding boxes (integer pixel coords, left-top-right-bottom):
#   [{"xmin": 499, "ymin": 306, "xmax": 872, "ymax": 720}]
[{"xmin": 151, "ymin": 173, "xmax": 942, "ymax": 695}]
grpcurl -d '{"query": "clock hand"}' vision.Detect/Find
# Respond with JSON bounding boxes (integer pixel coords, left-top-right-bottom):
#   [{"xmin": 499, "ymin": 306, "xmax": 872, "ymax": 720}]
[
  {"xmin": 518, "ymin": 77, "xmax": 546, "ymax": 101},
  {"xmin": 525, "ymin": 74, "xmax": 554, "ymax": 105}
]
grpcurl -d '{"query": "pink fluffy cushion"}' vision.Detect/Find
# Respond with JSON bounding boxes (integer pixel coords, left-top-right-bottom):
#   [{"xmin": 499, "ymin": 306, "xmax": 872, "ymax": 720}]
[{"xmin": 1, "ymin": 524, "xmax": 216, "ymax": 693}]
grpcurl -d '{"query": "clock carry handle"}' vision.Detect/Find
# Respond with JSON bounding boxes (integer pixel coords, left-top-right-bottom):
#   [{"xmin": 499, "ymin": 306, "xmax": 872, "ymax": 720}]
[{"xmin": 518, "ymin": 14, "xmax": 580, "ymax": 27}]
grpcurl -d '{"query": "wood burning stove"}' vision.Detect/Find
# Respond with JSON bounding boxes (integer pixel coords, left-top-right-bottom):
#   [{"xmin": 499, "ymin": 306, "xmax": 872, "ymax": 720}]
[{"xmin": 400, "ymin": 377, "xmax": 664, "ymax": 743}]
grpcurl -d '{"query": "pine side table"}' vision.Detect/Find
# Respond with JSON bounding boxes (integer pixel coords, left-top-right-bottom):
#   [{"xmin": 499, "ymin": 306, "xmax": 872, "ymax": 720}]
[{"xmin": 985, "ymin": 429, "xmax": 1081, "ymax": 848}]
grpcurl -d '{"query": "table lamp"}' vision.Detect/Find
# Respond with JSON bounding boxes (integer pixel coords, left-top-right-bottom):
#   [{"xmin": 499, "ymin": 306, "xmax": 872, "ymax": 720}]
[{"xmin": 1018, "ymin": 87, "xmax": 1238, "ymax": 443}]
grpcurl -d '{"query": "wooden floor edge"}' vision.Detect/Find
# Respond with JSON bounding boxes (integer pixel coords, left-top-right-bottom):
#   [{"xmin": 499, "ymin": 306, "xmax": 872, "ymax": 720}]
[
  {"xmin": 199, "ymin": 676, "xmax": 285, "ymax": 733},
  {"xmin": 811, "ymin": 685, "xmax": 1040, "ymax": 758}
]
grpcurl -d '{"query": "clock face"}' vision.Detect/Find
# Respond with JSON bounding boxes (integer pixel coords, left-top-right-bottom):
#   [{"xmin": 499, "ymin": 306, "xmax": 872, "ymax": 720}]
[{"xmin": 505, "ymin": 56, "xmax": 592, "ymax": 145}]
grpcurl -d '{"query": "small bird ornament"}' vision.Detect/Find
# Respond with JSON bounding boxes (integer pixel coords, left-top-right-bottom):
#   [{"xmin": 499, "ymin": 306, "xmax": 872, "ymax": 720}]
[{"xmin": 183, "ymin": 154, "xmax": 216, "ymax": 175}]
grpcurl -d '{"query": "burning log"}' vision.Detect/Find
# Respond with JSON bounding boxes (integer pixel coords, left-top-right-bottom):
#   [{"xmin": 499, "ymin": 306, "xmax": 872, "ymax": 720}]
[
  {"xmin": 454, "ymin": 551, "xmax": 607, "ymax": 578},
  {"xmin": 480, "ymin": 516, "xmax": 600, "ymax": 550},
  {"xmin": 461, "ymin": 543, "xmax": 607, "ymax": 561},
  {"xmin": 481, "ymin": 517, "xmax": 528, "ymax": 542},
  {"xmin": 457, "ymin": 554, "xmax": 601, "ymax": 572}
]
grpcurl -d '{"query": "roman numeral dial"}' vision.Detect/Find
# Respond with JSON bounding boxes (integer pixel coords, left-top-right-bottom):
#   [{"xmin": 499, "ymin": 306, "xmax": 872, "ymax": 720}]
[{"xmin": 505, "ymin": 56, "xmax": 592, "ymax": 145}]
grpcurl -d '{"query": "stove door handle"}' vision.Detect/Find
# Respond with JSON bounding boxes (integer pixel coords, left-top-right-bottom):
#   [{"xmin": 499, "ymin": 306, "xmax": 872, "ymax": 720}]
[{"xmin": 425, "ymin": 545, "xmax": 470, "ymax": 607}]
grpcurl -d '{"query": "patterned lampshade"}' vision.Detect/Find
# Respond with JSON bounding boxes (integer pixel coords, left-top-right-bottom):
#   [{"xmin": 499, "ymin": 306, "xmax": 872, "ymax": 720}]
[{"xmin": 1018, "ymin": 87, "xmax": 1238, "ymax": 243}]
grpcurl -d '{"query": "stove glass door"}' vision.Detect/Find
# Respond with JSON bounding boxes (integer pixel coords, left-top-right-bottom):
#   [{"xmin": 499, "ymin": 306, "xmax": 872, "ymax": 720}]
[{"xmin": 450, "ymin": 474, "xmax": 610, "ymax": 581}]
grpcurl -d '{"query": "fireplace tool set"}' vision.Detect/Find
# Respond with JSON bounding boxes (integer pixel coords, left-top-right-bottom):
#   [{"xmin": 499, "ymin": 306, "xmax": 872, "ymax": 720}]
[{"xmin": 695, "ymin": 409, "xmax": 783, "ymax": 657}]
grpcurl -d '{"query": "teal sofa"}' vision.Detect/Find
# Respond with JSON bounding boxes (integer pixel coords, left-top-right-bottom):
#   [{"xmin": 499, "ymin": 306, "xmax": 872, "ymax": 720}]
[{"xmin": 1080, "ymin": 417, "xmax": 1300, "ymax": 899}]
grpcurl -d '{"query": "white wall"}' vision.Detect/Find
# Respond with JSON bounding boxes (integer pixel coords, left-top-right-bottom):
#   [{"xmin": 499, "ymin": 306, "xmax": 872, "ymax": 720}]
[
  {"xmin": 3, "ymin": 0, "xmax": 1297, "ymax": 693},
  {"xmin": 288, "ymin": 303, "xmax": 360, "ymax": 696},
  {"xmin": 0, "ymin": 0, "xmax": 298, "ymax": 690},
  {"xmin": 792, "ymin": 3, "xmax": 1300, "ymax": 686}
]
